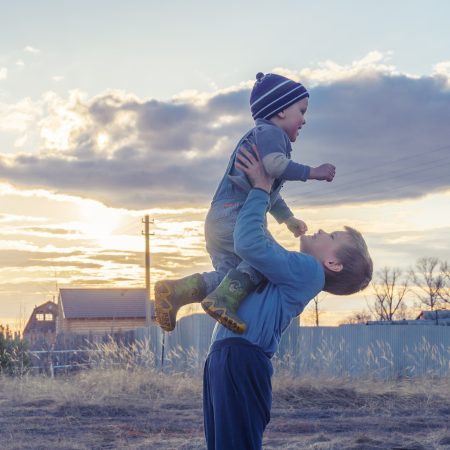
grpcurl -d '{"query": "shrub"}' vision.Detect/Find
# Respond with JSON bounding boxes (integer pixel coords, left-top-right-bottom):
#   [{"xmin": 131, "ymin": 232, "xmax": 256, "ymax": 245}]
[{"xmin": 0, "ymin": 325, "xmax": 30, "ymax": 376}]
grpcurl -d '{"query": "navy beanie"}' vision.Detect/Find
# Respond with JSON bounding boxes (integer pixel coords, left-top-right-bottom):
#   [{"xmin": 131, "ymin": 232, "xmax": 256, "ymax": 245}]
[{"xmin": 250, "ymin": 72, "xmax": 309, "ymax": 120}]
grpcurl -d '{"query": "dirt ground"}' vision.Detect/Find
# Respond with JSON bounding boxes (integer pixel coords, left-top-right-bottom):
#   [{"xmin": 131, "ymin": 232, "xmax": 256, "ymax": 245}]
[{"xmin": 1, "ymin": 370, "xmax": 450, "ymax": 449}]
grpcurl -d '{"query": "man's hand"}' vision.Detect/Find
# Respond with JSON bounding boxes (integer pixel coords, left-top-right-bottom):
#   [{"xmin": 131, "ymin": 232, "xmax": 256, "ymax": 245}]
[
  {"xmin": 285, "ymin": 216, "xmax": 308, "ymax": 237},
  {"xmin": 309, "ymin": 163, "xmax": 336, "ymax": 182},
  {"xmin": 235, "ymin": 144, "xmax": 274, "ymax": 193}
]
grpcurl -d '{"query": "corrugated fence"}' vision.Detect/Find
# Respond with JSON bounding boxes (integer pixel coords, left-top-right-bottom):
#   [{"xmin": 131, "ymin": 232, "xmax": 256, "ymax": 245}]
[
  {"xmin": 28, "ymin": 314, "xmax": 450, "ymax": 379},
  {"xmin": 134, "ymin": 315, "xmax": 450, "ymax": 379}
]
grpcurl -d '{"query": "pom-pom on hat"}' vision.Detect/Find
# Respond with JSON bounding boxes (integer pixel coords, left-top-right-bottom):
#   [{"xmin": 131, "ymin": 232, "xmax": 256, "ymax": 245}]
[{"xmin": 250, "ymin": 72, "xmax": 309, "ymax": 120}]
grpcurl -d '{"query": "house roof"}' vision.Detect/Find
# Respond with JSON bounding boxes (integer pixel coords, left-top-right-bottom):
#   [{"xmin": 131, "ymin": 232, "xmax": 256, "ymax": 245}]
[
  {"xmin": 23, "ymin": 300, "xmax": 58, "ymax": 335},
  {"xmin": 59, "ymin": 288, "xmax": 148, "ymax": 319},
  {"xmin": 32, "ymin": 301, "xmax": 58, "ymax": 314},
  {"xmin": 417, "ymin": 310, "xmax": 450, "ymax": 321}
]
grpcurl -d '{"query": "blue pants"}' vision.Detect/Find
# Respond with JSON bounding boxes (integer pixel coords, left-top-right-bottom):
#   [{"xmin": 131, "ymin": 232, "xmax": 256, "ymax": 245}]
[
  {"xmin": 203, "ymin": 338, "xmax": 273, "ymax": 450},
  {"xmin": 202, "ymin": 202, "xmax": 272, "ymax": 294}
]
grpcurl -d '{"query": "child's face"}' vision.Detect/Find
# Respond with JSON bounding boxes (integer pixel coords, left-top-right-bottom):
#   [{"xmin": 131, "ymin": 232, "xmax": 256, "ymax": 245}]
[
  {"xmin": 300, "ymin": 229, "xmax": 350, "ymax": 271},
  {"xmin": 278, "ymin": 97, "xmax": 308, "ymax": 142}
]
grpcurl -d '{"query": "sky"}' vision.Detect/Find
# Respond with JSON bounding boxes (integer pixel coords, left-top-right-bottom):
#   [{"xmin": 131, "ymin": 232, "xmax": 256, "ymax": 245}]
[{"xmin": 0, "ymin": 0, "xmax": 449, "ymax": 329}]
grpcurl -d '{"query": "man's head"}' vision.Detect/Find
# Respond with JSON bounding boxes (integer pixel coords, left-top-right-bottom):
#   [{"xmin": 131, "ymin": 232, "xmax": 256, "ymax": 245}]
[
  {"xmin": 250, "ymin": 72, "xmax": 309, "ymax": 142},
  {"xmin": 300, "ymin": 227, "xmax": 373, "ymax": 295}
]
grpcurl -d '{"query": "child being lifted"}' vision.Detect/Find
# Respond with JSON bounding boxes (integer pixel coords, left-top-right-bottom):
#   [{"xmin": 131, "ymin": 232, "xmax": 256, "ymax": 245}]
[{"xmin": 155, "ymin": 72, "xmax": 336, "ymax": 334}]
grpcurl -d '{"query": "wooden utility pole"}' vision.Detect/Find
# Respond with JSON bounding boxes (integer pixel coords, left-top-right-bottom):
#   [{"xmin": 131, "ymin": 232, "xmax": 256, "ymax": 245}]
[{"xmin": 142, "ymin": 215, "xmax": 154, "ymax": 326}]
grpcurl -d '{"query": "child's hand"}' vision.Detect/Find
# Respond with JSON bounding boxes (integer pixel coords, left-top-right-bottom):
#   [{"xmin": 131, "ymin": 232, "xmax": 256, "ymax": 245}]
[
  {"xmin": 285, "ymin": 217, "xmax": 308, "ymax": 237},
  {"xmin": 310, "ymin": 163, "xmax": 336, "ymax": 182},
  {"xmin": 235, "ymin": 144, "xmax": 274, "ymax": 193}
]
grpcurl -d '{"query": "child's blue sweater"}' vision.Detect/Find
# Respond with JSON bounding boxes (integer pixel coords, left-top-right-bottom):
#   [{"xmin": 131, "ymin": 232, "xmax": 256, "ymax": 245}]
[
  {"xmin": 211, "ymin": 189, "xmax": 325, "ymax": 356},
  {"xmin": 211, "ymin": 118, "xmax": 310, "ymax": 224}
]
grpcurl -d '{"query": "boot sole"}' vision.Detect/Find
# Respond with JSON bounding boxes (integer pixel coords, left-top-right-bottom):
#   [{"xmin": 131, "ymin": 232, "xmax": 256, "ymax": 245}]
[
  {"xmin": 154, "ymin": 281, "xmax": 177, "ymax": 332},
  {"xmin": 202, "ymin": 302, "xmax": 247, "ymax": 334}
]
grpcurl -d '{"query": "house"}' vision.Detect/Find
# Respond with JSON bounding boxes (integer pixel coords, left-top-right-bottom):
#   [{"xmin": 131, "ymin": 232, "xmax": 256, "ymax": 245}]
[
  {"xmin": 363, "ymin": 309, "xmax": 450, "ymax": 326},
  {"xmin": 23, "ymin": 301, "xmax": 58, "ymax": 337},
  {"xmin": 57, "ymin": 288, "xmax": 152, "ymax": 334},
  {"xmin": 416, "ymin": 309, "xmax": 450, "ymax": 325}
]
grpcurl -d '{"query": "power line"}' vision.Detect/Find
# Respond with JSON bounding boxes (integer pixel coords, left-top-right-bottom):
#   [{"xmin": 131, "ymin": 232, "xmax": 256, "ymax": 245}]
[
  {"xmin": 315, "ymin": 143, "xmax": 450, "ymax": 181},
  {"xmin": 286, "ymin": 171, "xmax": 450, "ymax": 206},
  {"xmin": 286, "ymin": 148, "xmax": 450, "ymax": 203},
  {"xmin": 306, "ymin": 157, "xmax": 450, "ymax": 197}
]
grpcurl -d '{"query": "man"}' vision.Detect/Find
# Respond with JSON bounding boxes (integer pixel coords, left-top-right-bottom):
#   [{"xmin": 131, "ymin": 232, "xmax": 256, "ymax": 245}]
[{"xmin": 202, "ymin": 145, "xmax": 372, "ymax": 449}]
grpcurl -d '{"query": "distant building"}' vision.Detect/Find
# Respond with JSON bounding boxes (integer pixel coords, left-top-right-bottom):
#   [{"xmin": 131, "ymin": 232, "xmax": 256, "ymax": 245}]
[
  {"xmin": 363, "ymin": 309, "xmax": 450, "ymax": 326},
  {"xmin": 416, "ymin": 309, "xmax": 450, "ymax": 325},
  {"xmin": 23, "ymin": 301, "xmax": 58, "ymax": 337},
  {"xmin": 57, "ymin": 288, "xmax": 151, "ymax": 334}
]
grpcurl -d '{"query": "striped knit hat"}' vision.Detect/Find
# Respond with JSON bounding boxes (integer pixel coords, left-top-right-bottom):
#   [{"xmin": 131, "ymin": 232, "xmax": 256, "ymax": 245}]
[{"xmin": 250, "ymin": 72, "xmax": 309, "ymax": 120}]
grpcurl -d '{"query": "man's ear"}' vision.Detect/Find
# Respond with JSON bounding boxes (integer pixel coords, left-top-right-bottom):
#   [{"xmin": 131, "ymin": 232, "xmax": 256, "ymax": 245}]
[{"xmin": 324, "ymin": 259, "xmax": 343, "ymax": 273}]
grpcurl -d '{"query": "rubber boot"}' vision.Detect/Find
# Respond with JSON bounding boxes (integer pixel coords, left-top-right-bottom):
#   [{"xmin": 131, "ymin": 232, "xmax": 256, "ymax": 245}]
[
  {"xmin": 201, "ymin": 269, "xmax": 254, "ymax": 334},
  {"xmin": 155, "ymin": 273, "xmax": 207, "ymax": 332}
]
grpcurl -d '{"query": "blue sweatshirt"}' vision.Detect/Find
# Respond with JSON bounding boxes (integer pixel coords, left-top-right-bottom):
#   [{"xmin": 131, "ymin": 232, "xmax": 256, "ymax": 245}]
[{"xmin": 211, "ymin": 189, "xmax": 325, "ymax": 356}]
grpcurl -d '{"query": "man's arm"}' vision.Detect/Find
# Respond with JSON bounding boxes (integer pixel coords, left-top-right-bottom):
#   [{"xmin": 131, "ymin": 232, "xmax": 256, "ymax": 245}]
[
  {"xmin": 234, "ymin": 146, "xmax": 308, "ymax": 286},
  {"xmin": 233, "ymin": 188, "xmax": 301, "ymax": 287}
]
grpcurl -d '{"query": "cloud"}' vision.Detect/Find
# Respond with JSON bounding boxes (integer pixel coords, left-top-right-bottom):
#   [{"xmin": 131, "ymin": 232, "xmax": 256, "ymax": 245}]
[
  {"xmin": 0, "ymin": 213, "xmax": 46, "ymax": 223},
  {"xmin": 433, "ymin": 61, "xmax": 450, "ymax": 77},
  {"xmin": 0, "ymin": 249, "xmax": 99, "ymax": 269},
  {"xmin": 22, "ymin": 227, "xmax": 79, "ymax": 236},
  {"xmin": 367, "ymin": 227, "xmax": 450, "ymax": 269},
  {"xmin": 23, "ymin": 46, "xmax": 40, "ymax": 54},
  {"xmin": 275, "ymin": 51, "xmax": 399, "ymax": 86},
  {"xmin": 0, "ymin": 68, "xmax": 7, "ymax": 80},
  {"xmin": 0, "ymin": 54, "xmax": 449, "ymax": 209},
  {"xmin": 0, "ymin": 97, "xmax": 42, "ymax": 132}
]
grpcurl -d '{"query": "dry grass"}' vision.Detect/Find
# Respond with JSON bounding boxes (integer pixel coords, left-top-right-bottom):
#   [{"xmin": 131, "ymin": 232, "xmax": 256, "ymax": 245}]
[
  {"xmin": 1, "ymin": 369, "xmax": 450, "ymax": 449},
  {"xmin": 2, "ymin": 338, "xmax": 450, "ymax": 449}
]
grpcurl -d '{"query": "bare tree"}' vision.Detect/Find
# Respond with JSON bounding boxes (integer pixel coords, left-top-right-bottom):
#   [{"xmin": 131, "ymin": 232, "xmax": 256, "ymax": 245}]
[
  {"xmin": 394, "ymin": 302, "xmax": 411, "ymax": 320},
  {"xmin": 311, "ymin": 296, "xmax": 321, "ymax": 326},
  {"xmin": 301, "ymin": 295, "xmax": 324, "ymax": 326},
  {"xmin": 438, "ymin": 260, "xmax": 450, "ymax": 306},
  {"xmin": 369, "ymin": 267, "xmax": 409, "ymax": 321},
  {"xmin": 410, "ymin": 257, "xmax": 444, "ymax": 313}
]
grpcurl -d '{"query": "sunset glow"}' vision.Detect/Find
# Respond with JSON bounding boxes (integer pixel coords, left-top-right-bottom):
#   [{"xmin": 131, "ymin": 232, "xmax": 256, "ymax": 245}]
[{"xmin": 1, "ymin": 2, "xmax": 449, "ymax": 329}]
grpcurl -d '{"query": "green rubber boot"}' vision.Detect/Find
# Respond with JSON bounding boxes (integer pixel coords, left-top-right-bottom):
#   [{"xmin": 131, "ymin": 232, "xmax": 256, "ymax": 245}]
[
  {"xmin": 201, "ymin": 269, "xmax": 254, "ymax": 334},
  {"xmin": 155, "ymin": 273, "xmax": 207, "ymax": 332}
]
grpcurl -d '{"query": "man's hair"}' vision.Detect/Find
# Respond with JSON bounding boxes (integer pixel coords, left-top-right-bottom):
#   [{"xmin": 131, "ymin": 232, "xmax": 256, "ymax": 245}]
[{"xmin": 323, "ymin": 226, "xmax": 373, "ymax": 295}]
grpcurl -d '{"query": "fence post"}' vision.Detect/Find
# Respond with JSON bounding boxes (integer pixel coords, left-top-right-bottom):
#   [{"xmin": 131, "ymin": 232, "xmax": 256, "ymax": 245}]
[
  {"xmin": 49, "ymin": 347, "xmax": 54, "ymax": 378},
  {"xmin": 161, "ymin": 331, "xmax": 166, "ymax": 370}
]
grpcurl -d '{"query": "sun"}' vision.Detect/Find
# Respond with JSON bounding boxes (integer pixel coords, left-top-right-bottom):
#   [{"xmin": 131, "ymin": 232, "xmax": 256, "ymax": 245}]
[{"xmin": 79, "ymin": 199, "xmax": 122, "ymax": 247}]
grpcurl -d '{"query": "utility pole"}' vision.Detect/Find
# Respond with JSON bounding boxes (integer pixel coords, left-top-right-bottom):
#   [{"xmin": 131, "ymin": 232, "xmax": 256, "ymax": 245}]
[
  {"xmin": 142, "ymin": 215, "xmax": 154, "ymax": 326},
  {"xmin": 142, "ymin": 215, "xmax": 166, "ymax": 369}
]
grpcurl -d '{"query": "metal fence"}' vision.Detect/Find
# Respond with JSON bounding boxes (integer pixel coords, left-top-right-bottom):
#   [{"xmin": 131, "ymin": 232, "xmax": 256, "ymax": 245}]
[
  {"xmin": 280, "ymin": 325, "xmax": 450, "ymax": 379},
  {"xmin": 26, "ymin": 315, "xmax": 450, "ymax": 379}
]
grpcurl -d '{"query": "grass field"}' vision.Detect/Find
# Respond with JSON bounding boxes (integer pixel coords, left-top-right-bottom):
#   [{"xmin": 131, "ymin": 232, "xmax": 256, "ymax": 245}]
[{"xmin": 1, "ymin": 368, "xmax": 450, "ymax": 449}]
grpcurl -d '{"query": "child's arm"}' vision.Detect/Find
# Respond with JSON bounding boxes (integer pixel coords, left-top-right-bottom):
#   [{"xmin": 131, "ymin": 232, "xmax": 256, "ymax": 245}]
[
  {"xmin": 309, "ymin": 164, "xmax": 336, "ymax": 182},
  {"xmin": 254, "ymin": 126, "xmax": 335, "ymax": 182},
  {"xmin": 269, "ymin": 192, "xmax": 294, "ymax": 224},
  {"xmin": 266, "ymin": 157, "xmax": 335, "ymax": 182},
  {"xmin": 269, "ymin": 193, "xmax": 307, "ymax": 237}
]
